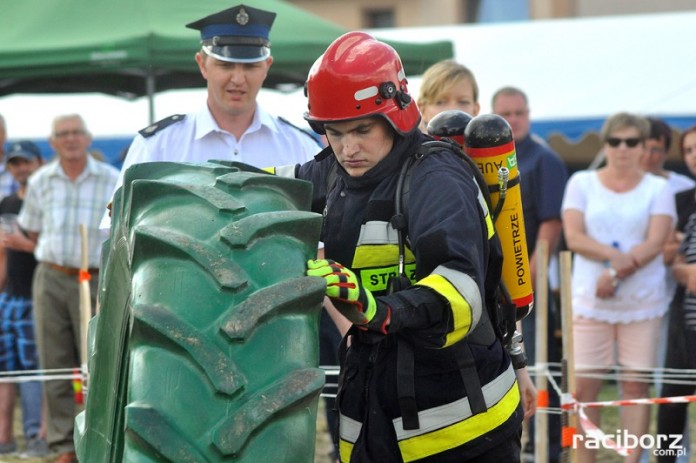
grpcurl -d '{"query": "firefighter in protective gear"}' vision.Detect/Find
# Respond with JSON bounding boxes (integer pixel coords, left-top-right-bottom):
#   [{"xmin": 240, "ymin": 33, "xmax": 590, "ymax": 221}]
[{"xmin": 295, "ymin": 32, "xmax": 523, "ymax": 462}]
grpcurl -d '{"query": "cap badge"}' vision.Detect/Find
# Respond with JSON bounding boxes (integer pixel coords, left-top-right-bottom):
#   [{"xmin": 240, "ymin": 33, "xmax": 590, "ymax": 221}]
[{"xmin": 236, "ymin": 7, "xmax": 249, "ymax": 26}]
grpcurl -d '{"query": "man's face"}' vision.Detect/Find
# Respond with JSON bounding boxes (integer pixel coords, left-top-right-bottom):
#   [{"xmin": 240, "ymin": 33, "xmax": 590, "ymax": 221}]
[
  {"xmin": 492, "ymin": 93, "xmax": 531, "ymax": 141},
  {"xmin": 50, "ymin": 118, "xmax": 91, "ymax": 162},
  {"xmin": 324, "ymin": 117, "xmax": 395, "ymax": 177},
  {"xmin": 641, "ymin": 137, "xmax": 667, "ymax": 174},
  {"xmin": 7, "ymin": 157, "xmax": 40, "ymax": 185},
  {"xmin": 196, "ymin": 52, "xmax": 272, "ymax": 119}
]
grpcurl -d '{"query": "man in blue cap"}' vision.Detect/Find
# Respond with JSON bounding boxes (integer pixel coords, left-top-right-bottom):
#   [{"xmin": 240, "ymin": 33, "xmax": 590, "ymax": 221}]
[{"xmin": 109, "ymin": 4, "xmax": 320, "ymax": 199}]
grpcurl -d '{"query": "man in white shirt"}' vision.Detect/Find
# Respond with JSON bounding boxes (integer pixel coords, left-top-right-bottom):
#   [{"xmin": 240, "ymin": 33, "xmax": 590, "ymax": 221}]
[{"xmin": 111, "ymin": 4, "xmax": 320, "ymax": 203}]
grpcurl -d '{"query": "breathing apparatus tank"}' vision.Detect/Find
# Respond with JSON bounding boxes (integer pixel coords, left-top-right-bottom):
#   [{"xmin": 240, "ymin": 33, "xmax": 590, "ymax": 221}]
[
  {"xmin": 424, "ymin": 109, "xmax": 473, "ymax": 147},
  {"xmin": 427, "ymin": 111, "xmax": 533, "ymax": 322}
]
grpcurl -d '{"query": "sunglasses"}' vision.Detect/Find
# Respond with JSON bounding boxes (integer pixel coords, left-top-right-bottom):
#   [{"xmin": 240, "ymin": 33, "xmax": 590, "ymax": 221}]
[{"xmin": 606, "ymin": 137, "xmax": 642, "ymax": 148}]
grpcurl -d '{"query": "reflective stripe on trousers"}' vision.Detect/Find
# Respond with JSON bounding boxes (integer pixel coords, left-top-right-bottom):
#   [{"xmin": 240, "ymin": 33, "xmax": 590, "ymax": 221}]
[{"xmin": 338, "ymin": 364, "xmax": 519, "ymax": 462}]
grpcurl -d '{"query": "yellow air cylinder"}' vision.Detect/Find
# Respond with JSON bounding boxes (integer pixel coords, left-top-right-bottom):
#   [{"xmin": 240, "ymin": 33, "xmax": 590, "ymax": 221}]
[{"xmin": 464, "ymin": 114, "xmax": 533, "ymax": 320}]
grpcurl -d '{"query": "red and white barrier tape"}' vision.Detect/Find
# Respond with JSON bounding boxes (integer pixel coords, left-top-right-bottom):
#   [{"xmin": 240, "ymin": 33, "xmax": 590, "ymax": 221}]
[
  {"xmin": 577, "ymin": 406, "xmax": 633, "ymax": 457},
  {"xmin": 562, "ymin": 394, "xmax": 696, "ymax": 410},
  {"xmin": 581, "ymin": 394, "xmax": 696, "ymax": 408},
  {"xmin": 560, "ymin": 394, "xmax": 696, "ymax": 456}
]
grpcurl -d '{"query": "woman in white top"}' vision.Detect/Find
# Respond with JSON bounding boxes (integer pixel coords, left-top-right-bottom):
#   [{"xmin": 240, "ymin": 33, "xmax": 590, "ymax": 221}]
[{"xmin": 562, "ymin": 112, "xmax": 676, "ymax": 463}]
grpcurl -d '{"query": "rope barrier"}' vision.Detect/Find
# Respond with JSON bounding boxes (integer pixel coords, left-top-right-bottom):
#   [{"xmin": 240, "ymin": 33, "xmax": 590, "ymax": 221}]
[
  {"xmin": 526, "ymin": 363, "xmax": 696, "ymax": 385},
  {"xmin": 2, "ymin": 364, "xmax": 693, "ymax": 390},
  {"xmin": 0, "ymin": 367, "xmax": 78, "ymax": 376},
  {"xmin": 1, "ymin": 363, "xmax": 691, "ymax": 442},
  {"xmin": 0, "ymin": 373, "xmax": 80, "ymax": 383},
  {"xmin": 528, "ymin": 357, "xmax": 696, "ymax": 457}
]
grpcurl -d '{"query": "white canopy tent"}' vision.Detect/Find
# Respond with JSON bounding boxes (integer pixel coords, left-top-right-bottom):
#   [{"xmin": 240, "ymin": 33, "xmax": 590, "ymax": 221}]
[
  {"xmin": 1, "ymin": 11, "xmax": 694, "ymax": 163},
  {"xmin": 371, "ymin": 10, "xmax": 696, "ymax": 127}
]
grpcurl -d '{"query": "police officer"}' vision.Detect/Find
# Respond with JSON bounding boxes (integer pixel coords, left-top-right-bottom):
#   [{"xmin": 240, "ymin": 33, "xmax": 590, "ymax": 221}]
[
  {"xmin": 111, "ymin": 4, "xmax": 320, "ymax": 196},
  {"xmin": 292, "ymin": 32, "xmax": 523, "ymax": 462}
]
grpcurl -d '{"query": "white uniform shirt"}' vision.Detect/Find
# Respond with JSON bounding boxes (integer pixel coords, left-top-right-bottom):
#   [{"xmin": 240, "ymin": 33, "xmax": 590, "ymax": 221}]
[
  {"xmin": 115, "ymin": 103, "xmax": 320, "ymax": 191},
  {"xmin": 101, "ymin": 104, "xmax": 320, "ymax": 231}
]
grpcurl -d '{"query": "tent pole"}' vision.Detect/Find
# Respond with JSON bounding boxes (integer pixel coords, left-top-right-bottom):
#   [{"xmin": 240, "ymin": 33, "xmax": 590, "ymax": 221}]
[{"xmin": 146, "ymin": 71, "xmax": 155, "ymax": 124}]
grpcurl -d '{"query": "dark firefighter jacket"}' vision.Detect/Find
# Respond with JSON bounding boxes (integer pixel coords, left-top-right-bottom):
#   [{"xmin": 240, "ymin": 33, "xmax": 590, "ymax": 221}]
[{"xmin": 285, "ymin": 129, "xmax": 522, "ymax": 462}]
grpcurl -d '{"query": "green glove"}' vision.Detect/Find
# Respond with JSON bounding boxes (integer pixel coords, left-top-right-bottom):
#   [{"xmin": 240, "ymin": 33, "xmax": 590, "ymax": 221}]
[{"xmin": 307, "ymin": 259, "xmax": 390, "ymax": 333}]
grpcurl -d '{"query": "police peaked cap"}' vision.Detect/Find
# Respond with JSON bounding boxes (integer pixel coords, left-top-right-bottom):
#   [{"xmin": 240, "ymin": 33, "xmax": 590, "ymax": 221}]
[{"xmin": 186, "ymin": 4, "xmax": 276, "ymax": 63}]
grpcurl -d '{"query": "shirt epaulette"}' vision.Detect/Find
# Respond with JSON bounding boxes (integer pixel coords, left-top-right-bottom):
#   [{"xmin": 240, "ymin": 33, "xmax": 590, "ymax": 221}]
[
  {"xmin": 278, "ymin": 116, "xmax": 320, "ymax": 145},
  {"xmin": 139, "ymin": 114, "xmax": 186, "ymax": 138}
]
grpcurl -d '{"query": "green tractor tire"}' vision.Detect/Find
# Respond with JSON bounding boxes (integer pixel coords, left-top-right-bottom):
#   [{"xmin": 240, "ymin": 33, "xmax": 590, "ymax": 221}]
[{"xmin": 75, "ymin": 161, "xmax": 325, "ymax": 462}]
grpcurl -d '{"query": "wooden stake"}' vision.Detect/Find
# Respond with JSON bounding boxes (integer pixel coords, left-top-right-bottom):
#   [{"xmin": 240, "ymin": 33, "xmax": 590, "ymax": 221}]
[
  {"xmin": 534, "ymin": 239, "xmax": 549, "ymax": 463},
  {"xmin": 79, "ymin": 224, "xmax": 91, "ymax": 383},
  {"xmin": 559, "ymin": 251, "xmax": 577, "ymax": 463}
]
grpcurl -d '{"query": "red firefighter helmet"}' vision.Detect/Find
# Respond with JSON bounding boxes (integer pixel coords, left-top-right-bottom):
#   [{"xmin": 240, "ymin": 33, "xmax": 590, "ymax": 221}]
[{"xmin": 304, "ymin": 31, "xmax": 420, "ymax": 135}]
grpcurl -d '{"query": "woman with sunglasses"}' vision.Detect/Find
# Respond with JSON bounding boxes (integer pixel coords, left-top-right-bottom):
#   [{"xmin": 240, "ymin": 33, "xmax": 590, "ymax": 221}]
[{"xmin": 561, "ymin": 112, "xmax": 676, "ymax": 463}]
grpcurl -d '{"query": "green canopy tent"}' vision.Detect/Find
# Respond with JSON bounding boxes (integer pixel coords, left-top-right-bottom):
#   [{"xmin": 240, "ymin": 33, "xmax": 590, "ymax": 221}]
[{"xmin": 0, "ymin": 0, "xmax": 453, "ymax": 122}]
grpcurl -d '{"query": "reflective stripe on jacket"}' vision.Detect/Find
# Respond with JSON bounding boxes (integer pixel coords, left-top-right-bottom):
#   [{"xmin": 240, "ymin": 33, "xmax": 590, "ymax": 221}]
[
  {"xmin": 415, "ymin": 265, "xmax": 483, "ymax": 347},
  {"xmin": 352, "ymin": 220, "xmax": 416, "ymax": 292}
]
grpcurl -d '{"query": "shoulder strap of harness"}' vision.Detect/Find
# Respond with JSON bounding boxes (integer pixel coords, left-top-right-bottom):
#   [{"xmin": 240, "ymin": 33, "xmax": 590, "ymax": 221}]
[
  {"xmin": 138, "ymin": 114, "xmax": 186, "ymax": 138},
  {"xmin": 278, "ymin": 116, "xmax": 322, "ymax": 146},
  {"xmin": 396, "ymin": 139, "xmax": 494, "ymax": 221},
  {"xmin": 391, "ymin": 140, "xmax": 501, "ymax": 429},
  {"xmin": 391, "ymin": 139, "xmax": 510, "ymax": 346}
]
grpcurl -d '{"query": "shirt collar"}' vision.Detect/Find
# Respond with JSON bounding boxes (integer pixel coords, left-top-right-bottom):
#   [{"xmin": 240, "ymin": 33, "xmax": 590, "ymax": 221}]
[
  {"xmin": 255, "ymin": 104, "xmax": 279, "ymax": 134},
  {"xmin": 194, "ymin": 103, "xmax": 279, "ymax": 140},
  {"xmin": 194, "ymin": 104, "xmax": 220, "ymax": 140},
  {"xmin": 47, "ymin": 154, "xmax": 97, "ymax": 181}
]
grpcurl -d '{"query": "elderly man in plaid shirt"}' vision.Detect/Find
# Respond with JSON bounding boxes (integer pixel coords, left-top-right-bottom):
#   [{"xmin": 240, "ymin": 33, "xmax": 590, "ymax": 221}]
[{"xmin": 18, "ymin": 114, "xmax": 118, "ymax": 463}]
